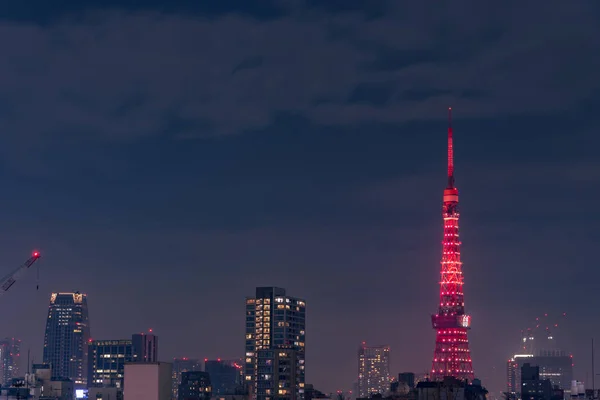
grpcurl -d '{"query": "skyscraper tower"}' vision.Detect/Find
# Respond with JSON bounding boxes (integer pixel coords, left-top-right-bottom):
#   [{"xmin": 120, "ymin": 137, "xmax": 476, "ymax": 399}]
[
  {"xmin": 357, "ymin": 343, "xmax": 391, "ymax": 397},
  {"xmin": 43, "ymin": 292, "xmax": 91, "ymax": 385},
  {"xmin": 244, "ymin": 287, "xmax": 306, "ymax": 400},
  {"xmin": 430, "ymin": 109, "xmax": 474, "ymax": 381},
  {"xmin": 0, "ymin": 338, "xmax": 21, "ymax": 385}
]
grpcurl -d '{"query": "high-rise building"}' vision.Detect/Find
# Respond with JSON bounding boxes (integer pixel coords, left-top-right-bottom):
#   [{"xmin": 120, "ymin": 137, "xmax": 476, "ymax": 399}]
[
  {"xmin": 507, "ymin": 354, "xmax": 534, "ymax": 396},
  {"xmin": 172, "ymin": 358, "xmax": 201, "ymax": 399},
  {"xmin": 204, "ymin": 359, "xmax": 242, "ymax": 395},
  {"xmin": 43, "ymin": 292, "xmax": 91, "ymax": 385},
  {"xmin": 521, "ymin": 363, "xmax": 553, "ymax": 400},
  {"xmin": 507, "ymin": 323, "xmax": 573, "ymax": 394},
  {"xmin": 88, "ymin": 339, "xmax": 133, "ymax": 388},
  {"xmin": 178, "ymin": 371, "xmax": 211, "ymax": 400},
  {"xmin": 0, "ymin": 338, "xmax": 21, "ymax": 386},
  {"xmin": 132, "ymin": 333, "xmax": 158, "ymax": 362},
  {"xmin": 244, "ymin": 287, "xmax": 306, "ymax": 400},
  {"xmin": 357, "ymin": 343, "xmax": 390, "ymax": 397},
  {"xmin": 430, "ymin": 109, "xmax": 474, "ymax": 381}
]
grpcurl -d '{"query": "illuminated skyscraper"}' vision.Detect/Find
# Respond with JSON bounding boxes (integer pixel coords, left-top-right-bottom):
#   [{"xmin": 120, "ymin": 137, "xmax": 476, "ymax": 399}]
[
  {"xmin": 244, "ymin": 287, "xmax": 305, "ymax": 400},
  {"xmin": 357, "ymin": 343, "xmax": 390, "ymax": 397},
  {"xmin": 0, "ymin": 338, "xmax": 21, "ymax": 385},
  {"xmin": 43, "ymin": 292, "xmax": 91, "ymax": 385}
]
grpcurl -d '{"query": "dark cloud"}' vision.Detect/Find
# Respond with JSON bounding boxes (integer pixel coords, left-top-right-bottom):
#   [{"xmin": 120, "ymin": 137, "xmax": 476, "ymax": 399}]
[{"xmin": 0, "ymin": 0, "xmax": 596, "ymax": 163}]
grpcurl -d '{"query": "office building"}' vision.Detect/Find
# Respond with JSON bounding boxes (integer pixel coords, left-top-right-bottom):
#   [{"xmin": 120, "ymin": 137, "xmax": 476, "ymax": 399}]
[
  {"xmin": 132, "ymin": 333, "xmax": 158, "ymax": 362},
  {"xmin": 507, "ymin": 354, "xmax": 534, "ymax": 396},
  {"xmin": 88, "ymin": 339, "xmax": 133, "ymax": 388},
  {"xmin": 124, "ymin": 362, "xmax": 172, "ymax": 400},
  {"xmin": 204, "ymin": 359, "xmax": 241, "ymax": 395},
  {"xmin": 528, "ymin": 352, "xmax": 573, "ymax": 391},
  {"xmin": 43, "ymin": 292, "xmax": 91, "ymax": 385},
  {"xmin": 521, "ymin": 363, "xmax": 552, "ymax": 400},
  {"xmin": 507, "ymin": 352, "xmax": 573, "ymax": 394},
  {"xmin": 178, "ymin": 371, "xmax": 211, "ymax": 400},
  {"xmin": 357, "ymin": 343, "xmax": 390, "ymax": 397},
  {"xmin": 0, "ymin": 338, "xmax": 21, "ymax": 386},
  {"xmin": 172, "ymin": 358, "xmax": 201, "ymax": 399},
  {"xmin": 256, "ymin": 348, "xmax": 299, "ymax": 400},
  {"xmin": 244, "ymin": 287, "xmax": 306, "ymax": 400}
]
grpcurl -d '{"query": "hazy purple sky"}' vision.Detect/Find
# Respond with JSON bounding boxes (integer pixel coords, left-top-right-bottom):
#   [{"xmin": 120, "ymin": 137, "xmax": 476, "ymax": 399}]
[{"xmin": 0, "ymin": 0, "xmax": 598, "ymax": 395}]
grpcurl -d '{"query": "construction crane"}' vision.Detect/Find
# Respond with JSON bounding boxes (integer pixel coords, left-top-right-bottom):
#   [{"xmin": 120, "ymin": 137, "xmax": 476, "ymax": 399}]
[{"xmin": 0, "ymin": 251, "xmax": 41, "ymax": 294}]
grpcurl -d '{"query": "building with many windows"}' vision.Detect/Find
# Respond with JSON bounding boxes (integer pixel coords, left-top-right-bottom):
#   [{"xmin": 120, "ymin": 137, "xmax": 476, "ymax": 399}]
[
  {"xmin": 42, "ymin": 292, "xmax": 91, "ymax": 385},
  {"xmin": 0, "ymin": 338, "xmax": 21, "ymax": 386},
  {"xmin": 204, "ymin": 359, "xmax": 242, "ymax": 395},
  {"xmin": 358, "ymin": 343, "xmax": 390, "ymax": 398},
  {"xmin": 88, "ymin": 339, "xmax": 133, "ymax": 388},
  {"xmin": 244, "ymin": 287, "xmax": 306, "ymax": 400},
  {"xmin": 178, "ymin": 371, "xmax": 211, "ymax": 400},
  {"xmin": 172, "ymin": 358, "xmax": 201, "ymax": 399}
]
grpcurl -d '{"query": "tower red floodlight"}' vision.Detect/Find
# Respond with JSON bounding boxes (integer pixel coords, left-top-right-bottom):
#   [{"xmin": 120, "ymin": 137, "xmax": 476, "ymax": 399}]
[{"xmin": 430, "ymin": 108, "xmax": 474, "ymax": 381}]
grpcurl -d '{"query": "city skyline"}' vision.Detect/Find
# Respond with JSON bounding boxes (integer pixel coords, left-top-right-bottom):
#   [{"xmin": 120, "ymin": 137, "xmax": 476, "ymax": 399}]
[{"xmin": 0, "ymin": 0, "xmax": 597, "ymax": 396}]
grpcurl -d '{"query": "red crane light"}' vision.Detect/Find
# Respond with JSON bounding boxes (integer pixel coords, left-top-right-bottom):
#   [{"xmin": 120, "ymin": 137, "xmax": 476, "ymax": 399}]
[{"xmin": 33, "ymin": 251, "xmax": 39, "ymax": 258}]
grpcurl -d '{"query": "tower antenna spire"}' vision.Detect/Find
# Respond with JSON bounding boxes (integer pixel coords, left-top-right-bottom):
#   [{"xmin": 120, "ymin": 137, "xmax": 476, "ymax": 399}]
[
  {"xmin": 431, "ymin": 108, "xmax": 472, "ymax": 382},
  {"xmin": 447, "ymin": 107, "xmax": 454, "ymax": 189}
]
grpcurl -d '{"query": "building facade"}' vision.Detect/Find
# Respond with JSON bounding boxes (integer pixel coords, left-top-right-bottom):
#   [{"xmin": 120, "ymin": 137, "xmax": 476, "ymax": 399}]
[
  {"xmin": 124, "ymin": 362, "xmax": 172, "ymax": 400},
  {"xmin": 507, "ymin": 352, "xmax": 573, "ymax": 395},
  {"xmin": 132, "ymin": 333, "xmax": 158, "ymax": 363},
  {"xmin": 88, "ymin": 339, "xmax": 133, "ymax": 388},
  {"xmin": 244, "ymin": 287, "xmax": 306, "ymax": 400},
  {"xmin": 0, "ymin": 338, "xmax": 21, "ymax": 386},
  {"xmin": 43, "ymin": 292, "xmax": 91, "ymax": 385},
  {"xmin": 357, "ymin": 343, "xmax": 390, "ymax": 397},
  {"xmin": 178, "ymin": 371, "xmax": 211, "ymax": 400},
  {"xmin": 172, "ymin": 358, "xmax": 201, "ymax": 400},
  {"xmin": 204, "ymin": 359, "xmax": 241, "ymax": 395}
]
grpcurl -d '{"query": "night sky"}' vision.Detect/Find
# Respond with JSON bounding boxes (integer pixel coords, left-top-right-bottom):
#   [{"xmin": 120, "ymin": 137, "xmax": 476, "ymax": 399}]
[{"xmin": 0, "ymin": 0, "xmax": 599, "ymax": 395}]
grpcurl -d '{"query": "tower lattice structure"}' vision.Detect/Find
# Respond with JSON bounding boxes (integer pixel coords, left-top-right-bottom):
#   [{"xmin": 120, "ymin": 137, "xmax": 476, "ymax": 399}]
[{"xmin": 430, "ymin": 108, "xmax": 474, "ymax": 381}]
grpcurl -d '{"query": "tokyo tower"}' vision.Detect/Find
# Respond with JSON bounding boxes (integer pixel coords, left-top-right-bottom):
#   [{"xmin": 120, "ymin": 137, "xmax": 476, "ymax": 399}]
[{"xmin": 430, "ymin": 108, "xmax": 474, "ymax": 381}]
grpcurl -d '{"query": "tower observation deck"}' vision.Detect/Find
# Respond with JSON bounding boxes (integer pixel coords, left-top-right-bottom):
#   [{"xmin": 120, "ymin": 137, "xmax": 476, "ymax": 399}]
[{"xmin": 430, "ymin": 108, "xmax": 474, "ymax": 381}]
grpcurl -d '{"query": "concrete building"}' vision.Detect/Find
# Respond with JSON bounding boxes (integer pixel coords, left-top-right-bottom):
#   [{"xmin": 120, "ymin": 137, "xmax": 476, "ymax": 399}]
[
  {"xmin": 89, "ymin": 386, "xmax": 120, "ymax": 400},
  {"xmin": 521, "ymin": 363, "xmax": 552, "ymax": 400},
  {"xmin": 507, "ymin": 354, "xmax": 534, "ymax": 396},
  {"xmin": 0, "ymin": 338, "xmax": 21, "ymax": 386},
  {"xmin": 124, "ymin": 362, "xmax": 172, "ymax": 400},
  {"xmin": 244, "ymin": 287, "xmax": 306, "ymax": 400},
  {"xmin": 43, "ymin": 292, "xmax": 91, "ymax": 386},
  {"xmin": 256, "ymin": 348, "xmax": 299, "ymax": 400},
  {"xmin": 172, "ymin": 358, "xmax": 201, "ymax": 399},
  {"xmin": 178, "ymin": 371, "xmax": 211, "ymax": 400},
  {"xmin": 88, "ymin": 339, "xmax": 133, "ymax": 388},
  {"xmin": 357, "ymin": 343, "xmax": 390, "ymax": 397},
  {"xmin": 19, "ymin": 363, "xmax": 75, "ymax": 400}
]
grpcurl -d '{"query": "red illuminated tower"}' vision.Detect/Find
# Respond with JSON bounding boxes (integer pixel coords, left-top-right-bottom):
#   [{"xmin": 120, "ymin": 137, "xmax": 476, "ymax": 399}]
[{"xmin": 430, "ymin": 108, "xmax": 474, "ymax": 381}]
